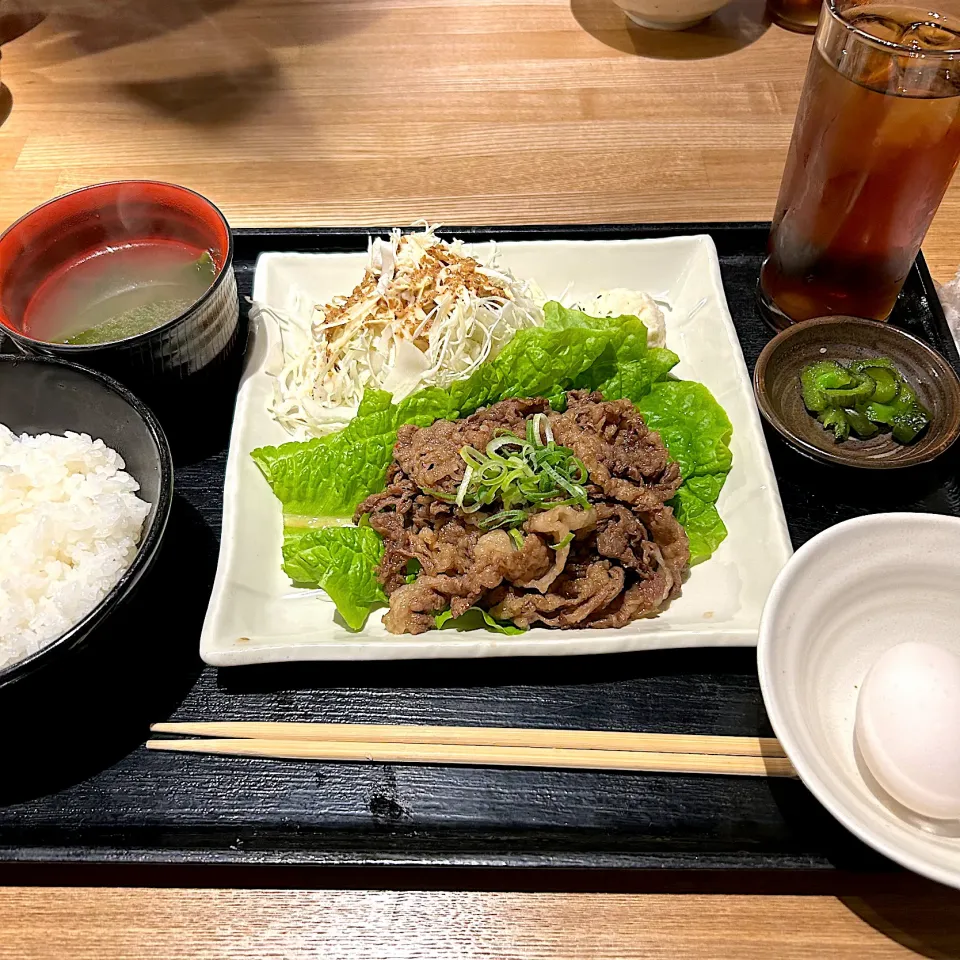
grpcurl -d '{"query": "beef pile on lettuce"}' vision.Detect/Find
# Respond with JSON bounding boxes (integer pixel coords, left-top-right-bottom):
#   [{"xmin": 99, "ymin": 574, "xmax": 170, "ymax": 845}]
[
  {"xmin": 357, "ymin": 392, "xmax": 689, "ymax": 634},
  {"xmin": 253, "ymin": 303, "xmax": 732, "ymax": 632}
]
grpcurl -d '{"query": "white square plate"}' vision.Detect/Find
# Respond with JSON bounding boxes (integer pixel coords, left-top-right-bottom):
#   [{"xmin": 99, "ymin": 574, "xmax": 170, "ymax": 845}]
[{"xmin": 200, "ymin": 235, "xmax": 792, "ymax": 665}]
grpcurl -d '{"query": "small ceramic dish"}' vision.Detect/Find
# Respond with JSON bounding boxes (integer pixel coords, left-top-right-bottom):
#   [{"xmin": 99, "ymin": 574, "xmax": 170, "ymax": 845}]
[
  {"xmin": 0, "ymin": 355, "xmax": 173, "ymax": 689},
  {"xmin": 754, "ymin": 316, "xmax": 960, "ymax": 469},
  {"xmin": 0, "ymin": 181, "xmax": 240, "ymax": 396},
  {"xmin": 758, "ymin": 513, "xmax": 960, "ymax": 890}
]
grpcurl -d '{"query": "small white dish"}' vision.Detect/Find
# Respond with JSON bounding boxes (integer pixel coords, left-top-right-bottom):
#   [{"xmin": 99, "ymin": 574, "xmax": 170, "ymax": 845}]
[
  {"xmin": 611, "ymin": 0, "xmax": 730, "ymax": 30},
  {"xmin": 201, "ymin": 234, "xmax": 792, "ymax": 665},
  {"xmin": 758, "ymin": 513, "xmax": 960, "ymax": 890}
]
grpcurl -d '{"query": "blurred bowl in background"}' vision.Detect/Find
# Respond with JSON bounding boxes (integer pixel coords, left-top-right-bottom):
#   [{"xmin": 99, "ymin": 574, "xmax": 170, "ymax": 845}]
[{"xmin": 611, "ymin": 0, "xmax": 731, "ymax": 29}]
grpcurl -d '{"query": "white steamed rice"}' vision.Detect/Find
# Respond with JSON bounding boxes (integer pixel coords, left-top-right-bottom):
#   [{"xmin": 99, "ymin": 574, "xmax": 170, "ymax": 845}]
[{"xmin": 0, "ymin": 424, "xmax": 151, "ymax": 670}]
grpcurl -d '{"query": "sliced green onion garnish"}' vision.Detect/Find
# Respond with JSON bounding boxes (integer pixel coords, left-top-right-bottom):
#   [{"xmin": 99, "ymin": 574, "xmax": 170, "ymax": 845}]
[
  {"xmin": 460, "ymin": 446, "xmax": 487, "ymax": 469},
  {"xmin": 550, "ymin": 532, "xmax": 575, "ymax": 551},
  {"xmin": 455, "ymin": 464, "xmax": 475, "ymax": 510},
  {"xmin": 480, "ymin": 509, "xmax": 530, "ymax": 530},
  {"xmin": 422, "ymin": 486, "xmax": 457, "ymax": 503},
  {"xmin": 487, "ymin": 435, "xmax": 527, "ymax": 456},
  {"xmin": 419, "ymin": 415, "xmax": 590, "ymax": 530}
]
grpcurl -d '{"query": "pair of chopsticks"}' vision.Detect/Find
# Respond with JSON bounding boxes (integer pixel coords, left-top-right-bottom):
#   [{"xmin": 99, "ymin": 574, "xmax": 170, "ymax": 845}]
[{"xmin": 148, "ymin": 722, "xmax": 797, "ymax": 778}]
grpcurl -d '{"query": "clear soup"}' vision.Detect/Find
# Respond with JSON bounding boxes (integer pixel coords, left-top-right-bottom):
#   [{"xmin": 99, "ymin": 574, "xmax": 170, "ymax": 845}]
[{"xmin": 23, "ymin": 238, "xmax": 217, "ymax": 345}]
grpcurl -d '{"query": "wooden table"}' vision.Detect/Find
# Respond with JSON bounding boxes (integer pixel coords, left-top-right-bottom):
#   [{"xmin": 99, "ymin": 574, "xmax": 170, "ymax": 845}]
[
  {"xmin": 0, "ymin": 886, "xmax": 958, "ymax": 959},
  {"xmin": 1, "ymin": 1, "xmax": 960, "ymax": 956},
  {"xmin": 2, "ymin": 0, "xmax": 960, "ymax": 279}
]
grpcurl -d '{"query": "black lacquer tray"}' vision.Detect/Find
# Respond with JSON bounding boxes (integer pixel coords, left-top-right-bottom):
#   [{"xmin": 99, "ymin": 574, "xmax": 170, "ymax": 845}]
[{"xmin": 2, "ymin": 223, "xmax": 958, "ymax": 879}]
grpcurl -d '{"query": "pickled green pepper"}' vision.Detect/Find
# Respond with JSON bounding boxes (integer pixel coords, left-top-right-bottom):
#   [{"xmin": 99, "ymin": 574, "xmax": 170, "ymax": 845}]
[{"xmin": 798, "ymin": 357, "xmax": 930, "ymax": 444}]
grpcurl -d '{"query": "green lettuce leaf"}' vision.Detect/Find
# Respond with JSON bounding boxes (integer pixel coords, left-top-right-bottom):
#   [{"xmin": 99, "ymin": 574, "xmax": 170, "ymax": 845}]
[
  {"xmin": 281, "ymin": 526, "xmax": 387, "ymax": 630},
  {"xmin": 636, "ymin": 380, "xmax": 733, "ymax": 565},
  {"xmin": 435, "ymin": 607, "xmax": 526, "ymax": 635},
  {"xmin": 637, "ymin": 381, "xmax": 733, "ymax": 483},
  {"xmin": 355, "ymin": 388, "xmax": 395, "ymax": 417},
  {"xmin": 542, "ymin": 302, "xmax": 650, "ymax": 356},
  {"xmin": 542, "ymin": 302, "xmax": 681, "ymax": 401},
  {"xmin": 252, "ymin": 424, "xmax": 399, "ymax": 522},
  {"xmin": 670, "ymin": 486, "xmax": 728, "ymax": 566},
  {"xmin": 255, "ymin": 300, "xmax": 735, "ymax": 626}
]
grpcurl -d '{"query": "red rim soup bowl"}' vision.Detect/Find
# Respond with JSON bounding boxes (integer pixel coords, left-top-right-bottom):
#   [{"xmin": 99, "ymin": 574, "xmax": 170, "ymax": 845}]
[{"xmin": 0, "ymin": 181, "xmax": 240, "ymax": 397}]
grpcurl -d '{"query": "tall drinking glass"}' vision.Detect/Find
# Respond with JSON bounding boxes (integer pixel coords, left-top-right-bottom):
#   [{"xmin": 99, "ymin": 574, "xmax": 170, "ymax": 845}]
[{"xmin": 758, "ymin": 1, "xmax": 960, "ymax": 329}]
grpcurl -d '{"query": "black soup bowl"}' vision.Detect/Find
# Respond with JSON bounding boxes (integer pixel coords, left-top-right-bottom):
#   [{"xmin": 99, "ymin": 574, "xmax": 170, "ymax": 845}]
[
  {"xmin": 0, "ymin": 181, "xmax": 241, "ymax": 451},
  {"xmin": 0, "ymin": 355, "xmax": 174, "ymax": 689}
]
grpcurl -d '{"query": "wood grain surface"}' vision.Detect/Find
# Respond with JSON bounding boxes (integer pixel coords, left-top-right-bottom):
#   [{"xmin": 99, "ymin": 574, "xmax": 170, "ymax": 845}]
[
  {"xmin": 1, "ymin": 888, "xmax": 960, "ymax": 959},
  {"xmin": 3, "ymin": 2, "xmax": 960, "ymax": 957},
  {"xmin": 1, "ymin": 0, "xmax": 959, "ymax": 281}
]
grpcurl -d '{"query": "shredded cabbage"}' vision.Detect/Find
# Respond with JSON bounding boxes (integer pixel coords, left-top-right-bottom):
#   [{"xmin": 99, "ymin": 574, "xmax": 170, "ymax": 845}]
[{"xmin": 254, "ymin": 226, "xmax": 544, "ymax": 438}]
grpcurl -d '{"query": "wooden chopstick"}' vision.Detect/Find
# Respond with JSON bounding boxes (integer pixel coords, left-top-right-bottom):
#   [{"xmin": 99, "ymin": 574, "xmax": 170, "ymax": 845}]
[
  {"xmin": 145, "ymin": 737, "xmax": 797, "ymax": 777},
  {"xmin": 150, "ymin": 722, "xmax": 786, "ymax": 759}
]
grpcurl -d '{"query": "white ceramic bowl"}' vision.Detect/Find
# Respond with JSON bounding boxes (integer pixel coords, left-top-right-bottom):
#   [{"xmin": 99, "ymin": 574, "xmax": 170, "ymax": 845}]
[
  {"xmin": 758, "ymin": 513, "xmax": 960, "ymax": 889},
  {"xmin": 611, "ymin": 0, "xmax": 730, "ymax": 30}
]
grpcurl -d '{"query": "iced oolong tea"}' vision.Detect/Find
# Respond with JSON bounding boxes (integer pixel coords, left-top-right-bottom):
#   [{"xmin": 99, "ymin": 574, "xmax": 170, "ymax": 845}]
[{"xmin": 760, "ymin": 3, "xmax": 960, "ymax": 326}]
